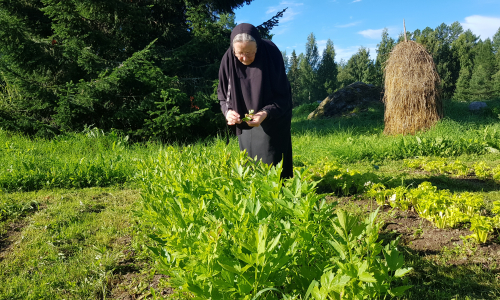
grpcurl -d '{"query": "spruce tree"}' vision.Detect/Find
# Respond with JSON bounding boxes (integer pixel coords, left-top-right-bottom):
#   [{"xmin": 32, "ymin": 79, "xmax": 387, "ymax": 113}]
[
  {"xmin": 0, "ymin": 0, "xmax": 292, "ymax": 139},
  {"xmin": 317, "ymin": 39, "xmax": 337, "ymax": 96},
  {"xmin": 492, "ymin": 28, "xmax": 500, "ymax": 98},
  {"xmin": 305, "ymin": 33, "xmax": 320, "ymax": 71},
  {"xmin": 345, "ymin": 47, "xmax": 376, "ymax": 84},
  {"xmin": 469, "ymin": 39, "xmax": 497, "ymax": 100},
  {"xmin": 287, "ymin": 50, "xmax": 302, "ymax": 106},
  {"xmin": 282, "ymin": 50, "xmax": 290, "ymax": 74},
  {"xmin": 297, "ymin": 33, "xmax": 321, "ymax": 104},
  {"xmin": 337, "ymin": 59, "xmax": 354, "ymax": 90},
  {"xmin": 298, "ymin": 52, "xmax": 316, "ymax": 104},
  {"xmin": 452, "ymin": 30, "xmax": 479, "ymax": 100}
]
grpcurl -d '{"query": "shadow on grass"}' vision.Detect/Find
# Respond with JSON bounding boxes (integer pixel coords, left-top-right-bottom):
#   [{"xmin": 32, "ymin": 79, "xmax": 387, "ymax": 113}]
[
  {"xmin": 443, "ymin": 98, "xmax": 500, "ymax": 126},
  {"xmin": 291, "ymin": 101, "xmax": 385, "ymax": 135},
  {"xmin": 292, "ymin": 98, "xmax": 500, "ymax": 136},
  {"xmin": 402, "ymin": 247, "xmax": 500, "ymax": 300},
  {"xmin": 402, "ymin": 175, "xmax": 500, "ymax": 193}
]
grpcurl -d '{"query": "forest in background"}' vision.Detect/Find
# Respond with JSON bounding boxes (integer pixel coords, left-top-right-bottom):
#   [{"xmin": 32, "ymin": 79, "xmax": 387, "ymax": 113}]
[
  {"xmin": 285, "ymin": 23, "xmax": 500, "ymax": 106},
  {"xmin": 1, "ymin": 0, "xmax": 500, "ymax": 141}
]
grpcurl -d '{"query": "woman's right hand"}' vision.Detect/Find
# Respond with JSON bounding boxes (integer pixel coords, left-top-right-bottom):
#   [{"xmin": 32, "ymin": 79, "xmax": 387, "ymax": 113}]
[{"xmin": 225, "ymin": 110, "xmax": 242, "ymax": 125}]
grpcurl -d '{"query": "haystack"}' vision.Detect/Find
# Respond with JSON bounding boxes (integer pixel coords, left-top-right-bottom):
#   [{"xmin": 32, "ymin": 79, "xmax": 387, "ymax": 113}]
[{"xmin": 383, "ymin": 40, "xmax": 442, "ymax": 135}]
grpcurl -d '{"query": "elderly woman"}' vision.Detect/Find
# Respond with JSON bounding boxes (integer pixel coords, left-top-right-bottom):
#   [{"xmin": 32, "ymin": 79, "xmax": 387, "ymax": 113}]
[{"xmin": 217, "ymin": 23, "xmax": 293, "ymax": 179}]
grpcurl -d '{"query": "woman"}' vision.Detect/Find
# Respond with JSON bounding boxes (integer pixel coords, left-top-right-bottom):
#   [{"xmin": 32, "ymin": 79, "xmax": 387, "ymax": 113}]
[{"xmin": 217, "ymin": 23, "xmax": 293, "ymax": 179}]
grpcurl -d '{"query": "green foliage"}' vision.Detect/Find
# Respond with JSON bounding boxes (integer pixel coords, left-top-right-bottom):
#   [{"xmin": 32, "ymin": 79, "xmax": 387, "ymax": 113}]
[
  {"xmin": 366, "ymin": 181, "xmax": 487, "ymax": 233},
  {"xmin": 404, "ymin": 157, "xmax": 500, "ymax": 182},
  {"xmin": 137, "ymin": 142, "xmax": 411, "ymax": 299},
  {"xmin": 288, "ymin": 50, "xmax": 302, "ymax": 107},
  {"xmin": 307, "ymin": 159, "xmax": 380, "ymax": 196},
  {"xmin": 452, "ymin": 30, "xmax": 480, "ymax": 100},
  {"xmin": 0, "ymin": 128, "xmax": 142, "ymax": 192},
  {"xmin": 374, "ymin": 28, "xmax": 396, "ymax": 87},
  {"xmin": 309, "ymin": 211, "xmax": 412, "ymax": 300},
  {"xmin": 317, "ymin": 39, "xmax": 338, "ymax": 96},
  {"xmin": 468, "ymin": 39, "xmax": 498, "ymax": 100},
  {"xmin": 0, "ymin": 0, "xmax": 256, "ymax": 139},
  {"xmin": 342, "ymin": 47, "xmax": 376, "ymax": 87}
]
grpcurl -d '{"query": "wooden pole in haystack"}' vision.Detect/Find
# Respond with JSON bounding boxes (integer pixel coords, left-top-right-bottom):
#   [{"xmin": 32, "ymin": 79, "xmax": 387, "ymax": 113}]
[{"xmin": 383, "ymin": 20, "xmax": 442, "ymax": 135}]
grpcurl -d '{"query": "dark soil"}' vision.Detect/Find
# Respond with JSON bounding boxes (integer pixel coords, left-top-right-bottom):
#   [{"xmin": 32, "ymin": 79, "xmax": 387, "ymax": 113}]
[{"xmin": 332, "ymin": 196, "xmax": 500, "ymax": 272}]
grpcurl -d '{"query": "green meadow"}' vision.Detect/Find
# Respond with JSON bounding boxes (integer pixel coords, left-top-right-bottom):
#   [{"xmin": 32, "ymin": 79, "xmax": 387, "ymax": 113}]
[{"xmin": 1, "ymin": 99, "xmax": 500, "ymax": 299}]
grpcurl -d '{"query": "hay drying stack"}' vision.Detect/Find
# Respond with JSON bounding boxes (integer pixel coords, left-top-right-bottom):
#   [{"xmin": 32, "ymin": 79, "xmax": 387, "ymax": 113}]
[{"xmin": 383, "ymin": 40, "xmax": 442, "ymax": 135}]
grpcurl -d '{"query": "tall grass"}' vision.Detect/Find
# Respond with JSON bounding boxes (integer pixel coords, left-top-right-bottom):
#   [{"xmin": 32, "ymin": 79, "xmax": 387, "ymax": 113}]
[
  {"xmin": 1, "ymin": 99, "xmax": 499, "ymax": 192},
  {"xmin": 0, "ymin": 128, "xmax": 160, "ymax": 192},
  {"xmin": 291, "ymin": 99, "xmax": 500, "ymax": 165}
]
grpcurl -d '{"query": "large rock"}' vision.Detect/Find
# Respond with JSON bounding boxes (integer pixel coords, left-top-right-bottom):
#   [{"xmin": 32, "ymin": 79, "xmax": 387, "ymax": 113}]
[
  {"xmin": 308, "ymin": 82, "xmax": 382, "ymax": 120},
  {"xmin": 469, "ymin": 101, "xmax": 487, "ymax": 111}
]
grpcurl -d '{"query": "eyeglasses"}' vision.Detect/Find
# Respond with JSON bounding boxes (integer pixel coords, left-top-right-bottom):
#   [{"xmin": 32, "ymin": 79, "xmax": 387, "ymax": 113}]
[{"xmin": 234, "ymin": 51, "xmax": 256, "ymax": 57}]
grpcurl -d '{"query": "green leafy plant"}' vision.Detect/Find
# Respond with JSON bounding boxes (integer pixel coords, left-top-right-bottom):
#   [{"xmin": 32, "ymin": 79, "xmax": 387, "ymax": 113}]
[
  {"xmin": 308, "ymin": 210, "xmax": 412, "ymax": 300},
  {"xmin": 137, "ymin": 143, "xmax": 413, "ymax": 299},
  {"xmin": 467, "ymin": 215, "xmax": 494, "ymax": 244},
  {"xmin": 241, "ymin": 109, "xmax": 255, "ymax": 122}
]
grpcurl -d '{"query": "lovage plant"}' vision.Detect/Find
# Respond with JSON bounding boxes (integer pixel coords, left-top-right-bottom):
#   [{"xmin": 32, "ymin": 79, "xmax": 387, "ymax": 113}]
[{"xmin": 137, "ymin": 142, "xmax": 412, "ymax": 299}]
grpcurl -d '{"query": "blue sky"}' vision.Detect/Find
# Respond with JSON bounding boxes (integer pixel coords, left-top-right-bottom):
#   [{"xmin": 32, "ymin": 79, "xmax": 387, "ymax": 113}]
[{"xmin": 234, "ymin": 0, "xmax": 500, "ymax": 62}]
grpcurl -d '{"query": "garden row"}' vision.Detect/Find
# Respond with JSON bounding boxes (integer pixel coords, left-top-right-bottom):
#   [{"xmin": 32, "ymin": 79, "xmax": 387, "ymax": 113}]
[{"xmin": 307, "ymin": 158, "xmax": 500, "ymax": 244}]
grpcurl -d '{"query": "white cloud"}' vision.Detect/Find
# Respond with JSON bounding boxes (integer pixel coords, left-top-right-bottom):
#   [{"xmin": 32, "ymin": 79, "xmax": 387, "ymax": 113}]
[
  {"xmin": 336, "ymin": 21, "xmax": 361, "ymax": 28},
  {"xmin": 358, "ymin": 28, "xmax": 385, "ymax": 39},
  {"xmin": 352, "ymin": 0, "xmax": 362, "ymax": 2},
  {"xmin": 334, "ymin": 46, "xmax": 359, "ymax": 62},
  {"xmin": 461, "ymin": 15, "xmax": 500, "ymax": 39},
  {"xmin": 317, "ymin": 39, "xmax": 328, "ymax": 55},
  {"xmin": 335, "ymin": 44, "xmax": 377, "ymax": 62}
]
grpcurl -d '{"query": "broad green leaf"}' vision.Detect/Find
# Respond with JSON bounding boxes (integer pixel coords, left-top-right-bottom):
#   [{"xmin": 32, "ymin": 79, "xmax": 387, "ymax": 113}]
[
  {"xmin": 267, "ymin": 233, "xmax": 281, "ymax": 253},
  {"xmin": 328, "ymin": 240, "xmax": 347, "ymax": 260},
  {"xmin": 218, "ymin": 262, "xmax": 241, "ymax": 274},
  {"xmin": 358, "ymin": 272, "xmax": 376, "ymax": 283},
  {"xmin": 388, "ymin": 285, "xmax": 413, "ymax": 297},
  {"xmin": 394, "ymin": 267, "xmax": 413, "ymax": 278}
]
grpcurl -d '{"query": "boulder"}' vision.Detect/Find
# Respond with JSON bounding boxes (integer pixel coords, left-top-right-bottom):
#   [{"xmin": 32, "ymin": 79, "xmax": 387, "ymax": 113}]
[
  {"xmin": 469, "ymin": 101, "xmax": 487, "ymax": 111},
  {"xmin": 308, "ymin": 82, "xmax": 382, "ymax": 120}
]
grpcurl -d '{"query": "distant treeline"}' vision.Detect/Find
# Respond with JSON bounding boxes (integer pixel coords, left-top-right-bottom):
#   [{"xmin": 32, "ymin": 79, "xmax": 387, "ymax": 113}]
[{"xmin": 284, "ymin": 22, "xmax": 500, "ymax": 106}]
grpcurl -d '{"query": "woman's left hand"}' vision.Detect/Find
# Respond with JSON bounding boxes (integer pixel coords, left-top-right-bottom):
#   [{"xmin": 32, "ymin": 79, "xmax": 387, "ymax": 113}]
[{"xmin": 246, "ymin": 110, "xmax": 267, "ymax": 127}]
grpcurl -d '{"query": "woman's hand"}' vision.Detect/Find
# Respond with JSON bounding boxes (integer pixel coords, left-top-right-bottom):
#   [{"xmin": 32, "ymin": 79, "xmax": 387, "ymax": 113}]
[
  {"xmin": 225, "ymin": 110, "xmax": 242, "ymax": 125},
  {"xmin": 247, "ymin": 110, "xmax": 267, "ymax": 127}
]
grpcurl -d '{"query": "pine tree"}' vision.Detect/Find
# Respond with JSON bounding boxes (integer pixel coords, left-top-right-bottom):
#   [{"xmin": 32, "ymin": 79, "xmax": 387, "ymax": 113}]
[
  {"xmin": 374, "ymin": 28, "xmax": 395, "ymax": 87},
  {"xmin": 317, "ymin": 39, "xmax": 337, "ymax": 96}
]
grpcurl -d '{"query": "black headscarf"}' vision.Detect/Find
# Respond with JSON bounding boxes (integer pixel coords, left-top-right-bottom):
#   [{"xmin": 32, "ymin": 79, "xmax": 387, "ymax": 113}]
[{"xmin": 217, "ymin": 23, "xmax": 292, "ymax": 135}]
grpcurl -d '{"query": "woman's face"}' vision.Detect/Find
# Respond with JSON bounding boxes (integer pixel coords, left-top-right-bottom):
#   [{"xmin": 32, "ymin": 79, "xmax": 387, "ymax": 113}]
[{"xmin": 233, "ymin": 41, "xmax": 257, "ymax": 65}]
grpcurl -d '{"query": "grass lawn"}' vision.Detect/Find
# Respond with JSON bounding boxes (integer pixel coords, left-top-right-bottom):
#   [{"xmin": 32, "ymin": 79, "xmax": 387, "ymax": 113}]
[{"xmin": 1, "ymin": 99, "xmax": 500, "ymax": 299}]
